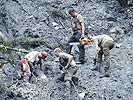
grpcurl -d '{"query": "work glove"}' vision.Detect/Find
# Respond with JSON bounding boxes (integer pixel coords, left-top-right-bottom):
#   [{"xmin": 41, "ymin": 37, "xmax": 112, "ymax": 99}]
[
  {"xmin": 64, "ymin": 65, "xmax": 69, "ymax": 69},
  {"xmin": 62, "ymin": 65, "xmax": 69, "ymax": 72},
  {"xmin": 59, "ymin": 64, "xmax": 63, "ymax": 70},
  {"xmin": 79, "ymin": 36, "xmax": 84, "ymax": 41},
  {"xmin": 93, "ymin": 58, "xmax": 97, "ymax": 65},
  {"xmin": 62, "ymin": 67, "xmax": 67, "ymax": 73}
]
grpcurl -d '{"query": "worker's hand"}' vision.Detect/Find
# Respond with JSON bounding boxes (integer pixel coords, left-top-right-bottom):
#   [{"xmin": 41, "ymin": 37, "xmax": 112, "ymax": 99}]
[
  {"xmin": 59, "ymin": 64, "xmax": 63, "ymax": 70},
  {"xmin": 79, "ymin": 36, "xmax": 84, "ymax": 41},
  {"xmin": 68, "ymin": 28, "xmax": 73, "ymax": 35},
  {"xmin": 65, "ymin": 65, "xmax": 69, "ymax": 69},
  {"xmin": 93, "ymin": 58, "xmax": 97, "ymax": 65},
  {"xmin": 81, "ymin": 34, "xmax": 85, "ymax": 38},
  {"xmin": 62, "ymin": 67, "xmax": 67, "ymax": 72},
  {"xmin": 30, "ymin": 66, "xmax": 34, "ymax": 72},
  {"xmin": 41, "ymin": 67, "xmax": 43, "ymax": 71},
  {"xmin": 24, "ymin": 72, "xmax": 27, "ymax": 76},
  {"xmin": 69, "ymin": 31, "xmax": 74, "ymax": 35}
]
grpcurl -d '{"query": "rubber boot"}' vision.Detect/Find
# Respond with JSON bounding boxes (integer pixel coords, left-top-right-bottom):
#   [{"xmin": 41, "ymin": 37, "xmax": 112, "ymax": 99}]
[
  {"xmin": 57, "ymin": 73, "xmax": 65, "ymax": 82},
  {"xmin": 99, "ymin": 68, "xmax": 110, "ymax": 78},
  {"xmin": 64, "ymin": 80, "xmax": 71, "ymax": 87},
  {"xmin": 72, "ymin": 76, "xmax": 79, "ymax": 86},
  {"xmin": 92, "ymin": 63, "xmax": 101, "ymax": 72},
  {"xmin": 104, "ymin": 68, "xmax": 110, "ymax": 77}
]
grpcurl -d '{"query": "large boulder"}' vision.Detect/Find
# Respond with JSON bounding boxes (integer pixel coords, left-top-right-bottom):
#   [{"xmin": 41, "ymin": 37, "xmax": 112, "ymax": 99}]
[
  {"xmin": 3, "ymin": 63, "xmax": 15, "ymax": 76},
  {"xmin": 109, "ymin": 26, "xmax": 125, "ymax": 34}
]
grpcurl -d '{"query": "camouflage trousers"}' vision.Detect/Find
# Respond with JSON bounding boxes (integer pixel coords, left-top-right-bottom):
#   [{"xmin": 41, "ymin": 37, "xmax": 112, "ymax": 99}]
[
  {"xmin": 64, "ymin": 66, "xmax": 78, "ymax": 81},
  {"xmin": 65, "ymin": 31, "xmax": 85, "ymax": 62},
  {"xmin": 59, "ymin": 66, "xmax": 78, "ymax": 82},
  {"xmin": 98, "ymin": 40, "xmax": 114, "ymax": 69}
]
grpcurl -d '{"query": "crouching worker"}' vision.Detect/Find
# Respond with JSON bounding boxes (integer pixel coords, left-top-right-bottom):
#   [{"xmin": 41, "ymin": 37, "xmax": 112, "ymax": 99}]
[
  {"xmin": 88, "ymin": 34, "xmax": 114, "ymax": 78},
  {"xmin": 54, "ymin": 48, "xmax": 78, "ymax": 87},
  {"xmin": 20, "ymin": 51, "xmax": 48, "ymax": 81}
]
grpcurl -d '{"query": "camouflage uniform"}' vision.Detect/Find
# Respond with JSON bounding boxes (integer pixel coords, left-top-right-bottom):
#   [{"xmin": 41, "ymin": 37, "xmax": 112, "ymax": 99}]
[
  {"xmin": 66, "ymin": 14, "xmax": 85, "ymax": 63},
  {"xmin": 59, "ymin": 53, "xmax": 78, "ymax": 81}
]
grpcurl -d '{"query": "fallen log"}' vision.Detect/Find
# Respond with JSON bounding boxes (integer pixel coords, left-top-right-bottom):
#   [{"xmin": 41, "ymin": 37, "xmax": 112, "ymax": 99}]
[{"xmin": 0, "ymin": 45, "xmax": 29, "ymax": 53}]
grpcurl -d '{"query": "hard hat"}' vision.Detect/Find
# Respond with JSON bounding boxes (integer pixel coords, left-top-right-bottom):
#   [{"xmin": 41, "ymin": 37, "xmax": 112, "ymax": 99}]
[{"xmin": 42, "ymin": 51, "xmax": 47, "ymax": 57}]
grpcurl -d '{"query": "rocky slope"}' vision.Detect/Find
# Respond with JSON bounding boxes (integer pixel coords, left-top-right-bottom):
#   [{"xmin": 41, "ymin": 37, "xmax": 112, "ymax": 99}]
[{"xmin": 0, "ymin": 0, "xmax": 133, "ymax": 100}]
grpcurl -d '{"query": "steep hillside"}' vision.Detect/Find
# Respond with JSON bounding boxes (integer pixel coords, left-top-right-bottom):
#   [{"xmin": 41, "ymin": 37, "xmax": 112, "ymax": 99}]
[{"xmin": 0, "ymin": 0, "xmax": 133, "ymax": 100}]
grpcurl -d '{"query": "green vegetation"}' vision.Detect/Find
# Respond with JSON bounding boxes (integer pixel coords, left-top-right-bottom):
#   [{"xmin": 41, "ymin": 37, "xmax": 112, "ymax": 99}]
[
  {"xmin": 45, "ymin": 9, "xmax": 49, "ymax": 12},
  {"xmin": 52, "ymin": 8, "xmax": 67, "ymax": 18},
  {"xmin": 0, "ymin": 37, "xmax": 64, "ymax": 66},
  {"xmin": 130, "ymin": 7, "xmax": 133, "ymax": 11},
  {"xmin": 56, "ymin": 8, "xmax": 67, "ymax": 17},
  {"xmin": 0, "ymin": 83, "xmax": 11, "ymax": 100}
]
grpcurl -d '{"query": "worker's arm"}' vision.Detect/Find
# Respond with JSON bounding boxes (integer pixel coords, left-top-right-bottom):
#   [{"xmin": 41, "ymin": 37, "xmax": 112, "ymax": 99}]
[
  {"xmin": 94, "ymin": 44, "xmax": 98, "ymax": 59},
  {"xmin": 65, "ymin": 55, "xmax": 73, "ymax": 69},
  {"xmin": 38, "ymin": 59, "xmax": 43, "ymax": 71},
  {"xmin": 70, "ymin": 18, "xmax": 74, "ymax": 35},
  {"xmin": 40, "ymin": 63, "xmax": 44, "ymax": 71},
  {"xmin": 80, "ymin": 22, "xmax": 85, "ymax": 37},
  {"xmin": 28, "ymin": 61, "xmax": 34, "ymax": 72}
]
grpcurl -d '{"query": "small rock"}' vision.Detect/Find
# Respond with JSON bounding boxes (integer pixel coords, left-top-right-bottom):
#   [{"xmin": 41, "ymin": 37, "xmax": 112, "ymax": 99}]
[
  {"xmin": 3, "ymin": 63, "xmax": 15, "ymax": 76},
  {"xmin": 0, "ymin": 31, "xmax": 4, "ymax": 38},
  {"xmin": 117, "ymin": 94, "xmax": 121, "ymax": 99},
  {"xmin": 0, "ymin": 96, "xmax": 4, "ymax": 100},
  {"xmin": 109, "ymin": 27, "xmax": 125, "ymax": 34},
  {"xmin": 54, "ymin": 26, "xmax": 60, "ymax": 30},
  {"xmin": 52, "ymin": 22, "xmax": 58, "ymax": 27},
  {"xmin": 29, "ymin": 15, "xmax": 34, "ymax": 19},
  {"xmin": 131, "ymin": 78, "xmax": 133, "ymax": 84},
  {"xmin": 106, "ymin": 17, "xmax": 117, "ymax": 22},
  {"xmin": 78, "ymin": 92, "xmax": 85, "ymax": 99},
  {"xmin": 115, "ymin": 43, "xmax": 122, "ymax": 48}
]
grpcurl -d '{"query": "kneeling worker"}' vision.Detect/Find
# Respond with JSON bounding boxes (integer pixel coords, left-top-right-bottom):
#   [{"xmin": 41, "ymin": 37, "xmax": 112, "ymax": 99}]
[
  {"xmin": 20, "ymin": 51, "xmax": 47, "ymax": 81},
  {"xmin": 54, "ymin": 48, "xmax": 78, "ymax": 86}
]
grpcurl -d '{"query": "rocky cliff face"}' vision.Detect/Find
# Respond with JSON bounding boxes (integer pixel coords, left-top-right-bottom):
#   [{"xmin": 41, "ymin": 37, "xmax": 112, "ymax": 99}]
[{"xmin": 0, "ymin": 0, "xmax": 133, "ymax": 100}]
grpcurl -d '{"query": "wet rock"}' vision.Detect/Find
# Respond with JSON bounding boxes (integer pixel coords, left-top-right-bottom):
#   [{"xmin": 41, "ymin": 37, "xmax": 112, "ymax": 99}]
[
  {"xmin": 128, "ymin": 0, "xmax": 133, "ymax": 6},
  {"xmin": 0, "ymin": 0, "xmax": 133, "ymax": 100},
  {"xmin": 109, "ymin": 26, "xmax": 125, "ymax": 34},
  {"xmin": 3, "ymin": 63, "xmax": 15, "ymax": 76},
  {"xmin": 14, "ymin": 69, "xmax": 23, "ymax": 80},
  {"xmin": 131, "ymin": 78, "xmax": 133, "ymax": 84},
  {"xmin": 115, "ymin": 43, "xmax": 122, "ymax": 48},
  {"xmin": 106, "ymin": 17, "xmax": 117, "ymax": 22},
  {"xmin": 0, "ymin": 96, "xmax": 4, "ymax": 100}
]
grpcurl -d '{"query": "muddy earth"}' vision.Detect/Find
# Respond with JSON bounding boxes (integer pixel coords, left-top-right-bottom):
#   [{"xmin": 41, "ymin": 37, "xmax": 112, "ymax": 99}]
[{"xmin": 0, "ymin": 0, "xmax": 133, "ymax": 100}]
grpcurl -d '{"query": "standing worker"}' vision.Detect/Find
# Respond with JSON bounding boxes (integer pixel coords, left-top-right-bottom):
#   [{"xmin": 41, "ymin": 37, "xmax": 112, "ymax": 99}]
[
  {"xmin": 88, "ymin": 34, "xmax": 114, "ymax": 77},
  {"xmin": 20, "ymin": 51, "xmax": 47, "ymax": 81},
  {"xmin": 54, "ymin": 48, "xmax": 78, "ymax": 87},
  {"xmin": 66, "ymin": 8, "xmax": 85, "ymax": 64}
]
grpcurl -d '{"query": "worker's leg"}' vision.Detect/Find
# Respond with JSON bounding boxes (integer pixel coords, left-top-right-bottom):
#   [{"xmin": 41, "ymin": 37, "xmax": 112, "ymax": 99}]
[
  {"xmin": 65, "ymin": 35, "xmax": 76, "ymax": 54},
  {"xmin": 75, "ymin": 31, "xmax": 85, "ymax": 63},
  {"xmin": 78, "ymin": 45, "xmax": 85, "ymax": 64},
  {"xmin": 102, "ymin": 41, "xmax": 114, "ymax": 77},
  {"xmin": 98, "ymin": 48, "xmax": 103, "ymax": 64},
  {"xmin": 64, "ymin": 66, "xmax": 78, "ymax": 86}
]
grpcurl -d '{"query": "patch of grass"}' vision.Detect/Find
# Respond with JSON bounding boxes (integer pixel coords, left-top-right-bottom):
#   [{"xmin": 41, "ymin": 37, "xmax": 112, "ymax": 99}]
[
  {"xmin": 45, "ymin": 9, "xmax": 49, "ymax": 12},
  {"xmin": 0, "ymin": 36, "xmax": 65, "ymax": 66},
  {"xmin": 52, "ymin": 8, "xmax": 67, "ymax": 18},
  {"xmin": 130, "ymin": 7, "xmax": 133, "ymax": 12}
]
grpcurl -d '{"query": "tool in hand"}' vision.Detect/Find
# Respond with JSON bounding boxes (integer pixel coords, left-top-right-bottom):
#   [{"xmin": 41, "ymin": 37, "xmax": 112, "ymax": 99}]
[
  {"xmin": 59, "ymin": 64, "xmax": 86, "ymax": 100},
  {"xmin": 69, "ymin": 37, "xmax": 93, "ymax": 46}
]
